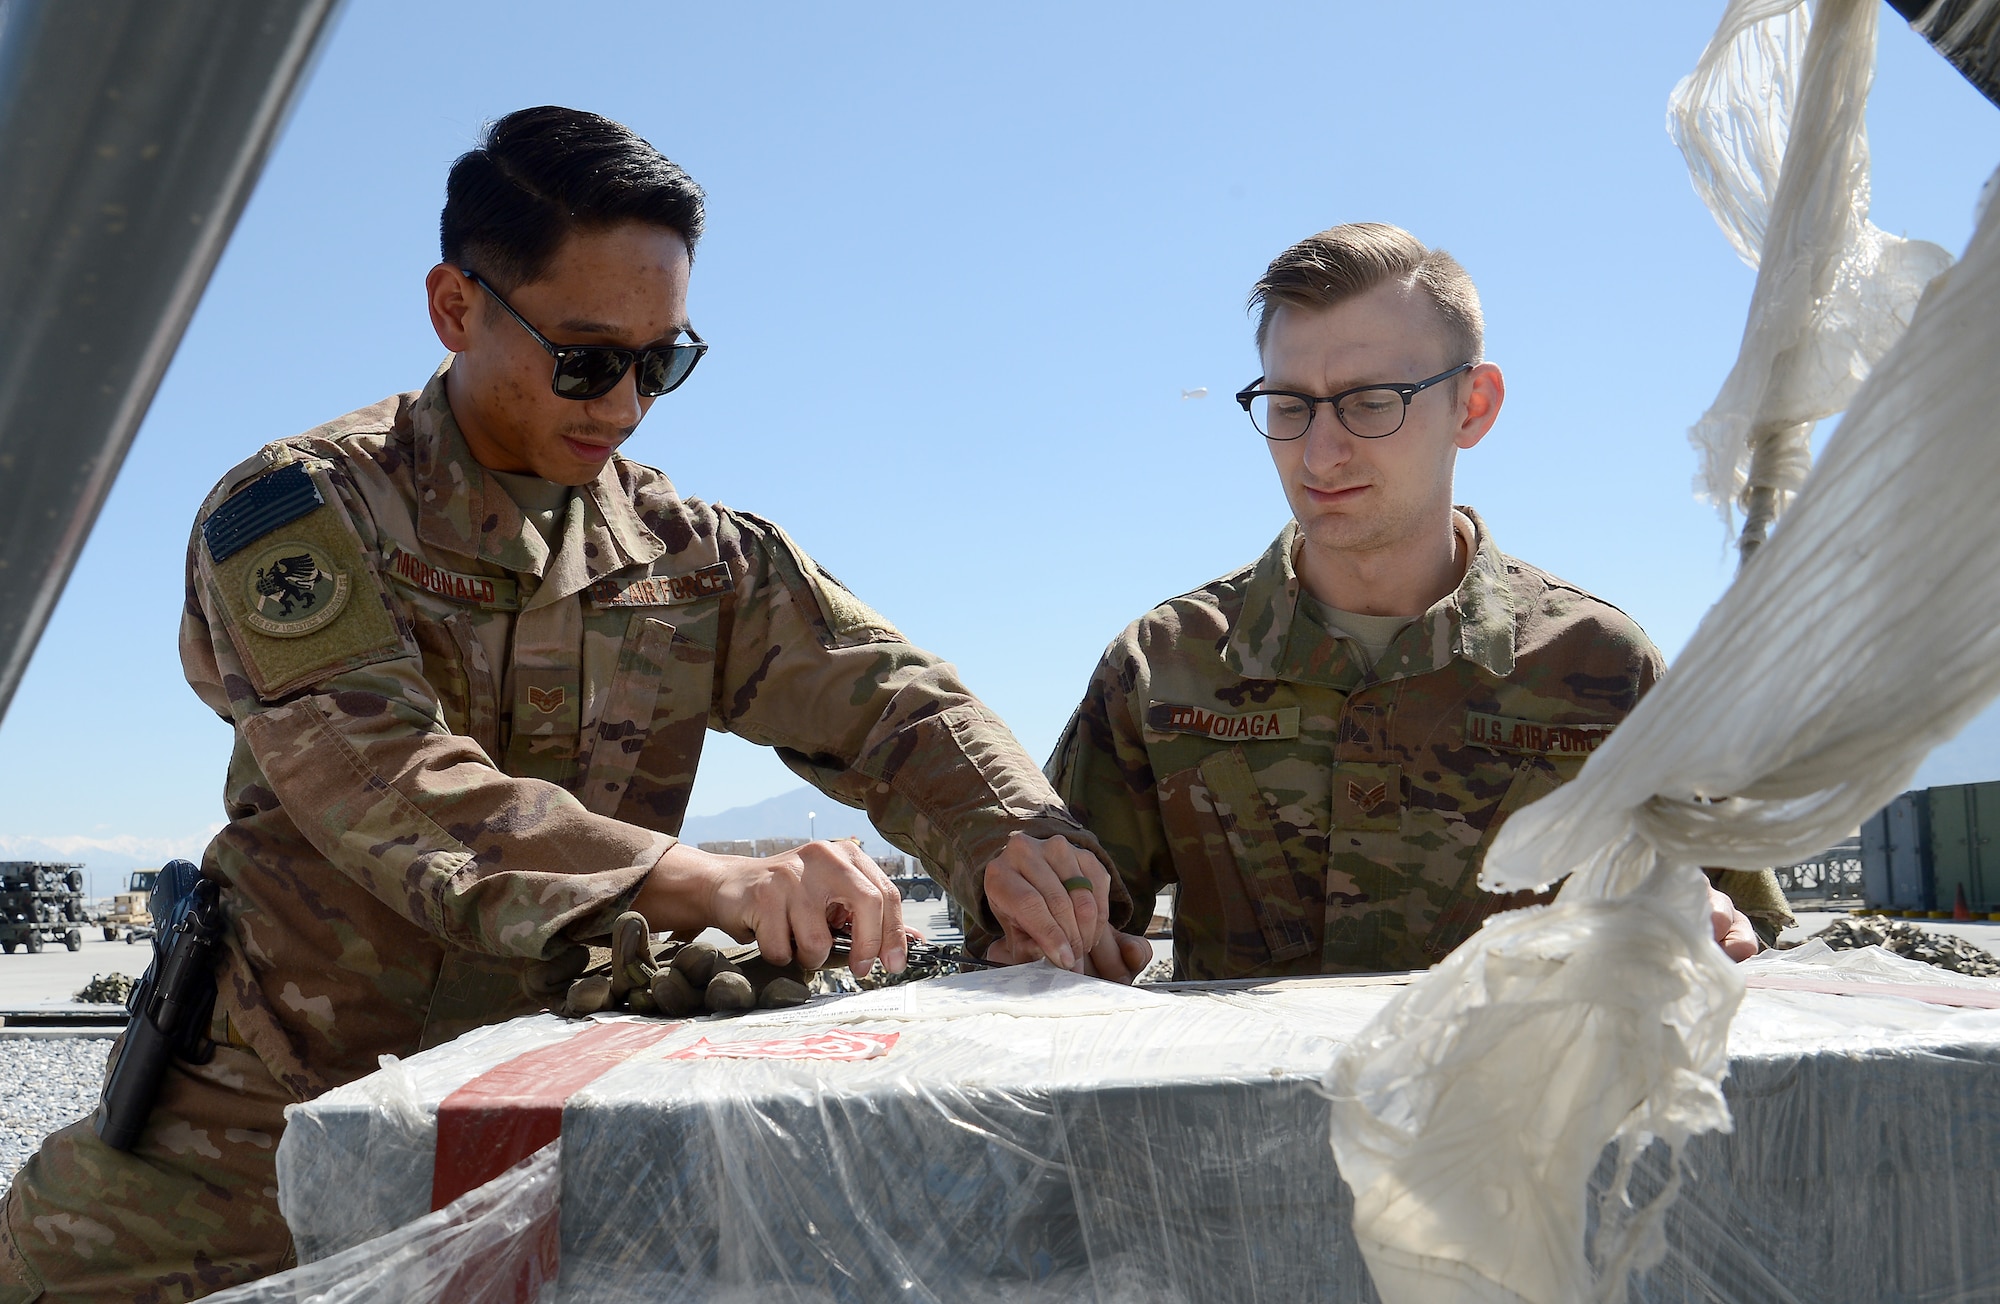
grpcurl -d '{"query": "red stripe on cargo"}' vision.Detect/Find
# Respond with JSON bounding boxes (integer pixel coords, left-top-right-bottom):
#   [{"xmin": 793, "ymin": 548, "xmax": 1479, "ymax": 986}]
[
  {"xmin": 431, "ymin": 1019, "xmax": 679, "ymax": 1209},
  {"xmin": 1745, "ymin": 972, "xmax": 2000, "ymax": 1009}
]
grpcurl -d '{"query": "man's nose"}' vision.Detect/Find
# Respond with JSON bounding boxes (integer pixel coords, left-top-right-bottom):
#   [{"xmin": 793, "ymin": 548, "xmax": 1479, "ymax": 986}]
[
  {"xmin": 1301, "ymin": 416, "xmax": 1356, "ymax": 478},
  {"xmin": 585, "ymin": 364, "xmax": 645, "ymax": 427}
]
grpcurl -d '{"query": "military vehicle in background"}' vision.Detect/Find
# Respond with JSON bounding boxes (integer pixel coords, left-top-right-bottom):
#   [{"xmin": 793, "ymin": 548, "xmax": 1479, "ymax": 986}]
[
  {"xmin": 0, "ymin": 861, "xmax": 86, "ymax": 953},
  {"xmin": 104, "ymin": 867, "xmax": 161, "ymax": 942}
]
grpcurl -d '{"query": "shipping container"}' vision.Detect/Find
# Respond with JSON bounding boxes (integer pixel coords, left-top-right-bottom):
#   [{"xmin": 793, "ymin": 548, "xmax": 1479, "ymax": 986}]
[{"xmin": 1858, "ymin": 779, "xmax": 2000, "ymax": 912}]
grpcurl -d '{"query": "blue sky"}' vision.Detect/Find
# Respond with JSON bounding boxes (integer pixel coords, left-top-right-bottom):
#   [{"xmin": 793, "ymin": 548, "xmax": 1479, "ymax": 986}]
[{"xmin": 4, "ymin": 1, "xmax": 1999, "ymax": 892}]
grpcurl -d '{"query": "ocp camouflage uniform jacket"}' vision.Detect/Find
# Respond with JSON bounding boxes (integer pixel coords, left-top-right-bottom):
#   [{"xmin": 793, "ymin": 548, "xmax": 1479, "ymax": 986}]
[
  {"xmin": 1050, "ymin": 510, "xmax": 1675, "ymax": 980},
  {"xmin": 184, "ymin": 365, "xmax": 1101, "ymax": 1099}
]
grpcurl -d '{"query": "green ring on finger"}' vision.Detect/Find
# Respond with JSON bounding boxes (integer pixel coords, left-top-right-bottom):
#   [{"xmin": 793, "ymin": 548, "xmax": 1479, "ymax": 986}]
[{"xmin": 1060, "ymin": 876, "xmax": 1092, "ymax": 892}]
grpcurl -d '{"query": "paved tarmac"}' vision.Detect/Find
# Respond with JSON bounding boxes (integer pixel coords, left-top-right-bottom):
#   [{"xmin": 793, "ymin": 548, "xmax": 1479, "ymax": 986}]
[{"xmin": 0, "ymin": 933, "xmax": 152, "ymax": 1007}]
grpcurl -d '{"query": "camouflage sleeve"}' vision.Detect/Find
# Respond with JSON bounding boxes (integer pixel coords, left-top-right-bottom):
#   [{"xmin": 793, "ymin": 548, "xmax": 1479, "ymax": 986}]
[
  {"xmin": 1045, "ymin": 630, "xmax": 1169, "ymax": 941},
  {"xmin": 1712, "ymin": 868, "xmax": 1796, "ymax": 948},
  {"xmin": 710, "ymin": 510, "xmax": 1124, "ymax": 936},
  {"xmin": 183, "ymin": 452, "xmax": 672, "ymax": 962}
]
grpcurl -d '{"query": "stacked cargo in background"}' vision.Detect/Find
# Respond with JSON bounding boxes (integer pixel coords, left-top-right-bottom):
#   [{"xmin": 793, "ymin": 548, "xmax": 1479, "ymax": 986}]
[
  {"xmin": 0, "ymin": 862, "xmax": 85, "ymax": 953},
  {"xmin": 1860, "ymin": 782, "xmax": 2000, "ymax": 914}
]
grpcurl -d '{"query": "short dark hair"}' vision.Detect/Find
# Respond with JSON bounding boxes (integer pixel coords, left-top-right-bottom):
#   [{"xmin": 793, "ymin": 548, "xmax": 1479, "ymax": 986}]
[
  {"xmin": 440, "ymin": 106, "xmax": 706, "ymax": 290},
  {"xmin": 1249, "ymin": 222, "xmax": 1482, "ymax": 366}
]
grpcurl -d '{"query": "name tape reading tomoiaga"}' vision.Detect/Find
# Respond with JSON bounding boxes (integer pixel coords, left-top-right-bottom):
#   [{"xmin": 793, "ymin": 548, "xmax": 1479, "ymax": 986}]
[
  {"xmin": 1464, "ymin": 711, "xmax": 1612, "ymax": 757},
  {"xmin": 590, "ymin": 562, "xmax": 734, "ymax": 608},
  {"xmin": 1147, "ymin": 703, "xmax": 1301, "ymax": 741}
]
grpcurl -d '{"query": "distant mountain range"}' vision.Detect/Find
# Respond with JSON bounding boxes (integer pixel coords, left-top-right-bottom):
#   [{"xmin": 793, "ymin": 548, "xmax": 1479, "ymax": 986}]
[{"xmin": 677, "ymin": 786, "xmax": 899, "ymax": 856}]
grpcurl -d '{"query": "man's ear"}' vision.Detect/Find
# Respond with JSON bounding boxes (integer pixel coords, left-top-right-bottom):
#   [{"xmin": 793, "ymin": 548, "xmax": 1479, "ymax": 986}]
[
  {"xmin": 427, "ymin": 263, "xmax": 477, "ymax": 352},
  {"xmin": 1454, "ymin": 362, "xmax": 1505, "ymax": 451}
]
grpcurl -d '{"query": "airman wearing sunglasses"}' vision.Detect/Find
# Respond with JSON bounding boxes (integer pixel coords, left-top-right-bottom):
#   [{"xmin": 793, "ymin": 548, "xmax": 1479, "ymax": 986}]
[
  {"xmin": 0, "ymin": 106, "xmax": 1132, "ymax": 1301},
  {"xmin": 1027, "ymin": 223, "xmax": 1791, "ymax": 984}
]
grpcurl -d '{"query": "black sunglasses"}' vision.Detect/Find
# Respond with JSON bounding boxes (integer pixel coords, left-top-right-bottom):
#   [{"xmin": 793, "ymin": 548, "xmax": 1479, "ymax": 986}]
[{"xmin": 464, "ymin": 269, "xmax": 708, "ymax": 401}]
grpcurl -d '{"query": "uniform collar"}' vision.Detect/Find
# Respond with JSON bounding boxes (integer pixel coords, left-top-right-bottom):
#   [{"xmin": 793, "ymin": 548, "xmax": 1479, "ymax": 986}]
[
  {"xmin": 1224, "ymin": 506, "xmax": 1517, "ymax": 686},
  {"xmin": 411, "ymin": 360, "xmax": 665, "ymax": 599}
]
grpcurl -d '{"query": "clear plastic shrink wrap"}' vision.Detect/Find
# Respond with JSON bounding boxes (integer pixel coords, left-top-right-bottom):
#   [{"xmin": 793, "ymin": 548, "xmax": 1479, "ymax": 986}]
[{"xmin": 209, "ymin": 955, "xmax": 2000, "ymax": 1304}]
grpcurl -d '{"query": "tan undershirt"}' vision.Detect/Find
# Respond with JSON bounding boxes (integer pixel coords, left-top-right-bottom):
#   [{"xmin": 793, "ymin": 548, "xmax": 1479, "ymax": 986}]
[
  {"xmin": 487, "ymin": 469, "xmax": 571, "ymax": 548},
  {"xmin": 1309, "ymin": 599, "xmax": 1414, "ymax": 667},
  {"xmin": 1295, "ymin": 510, "xmax": 1477, "ymax": 668}
]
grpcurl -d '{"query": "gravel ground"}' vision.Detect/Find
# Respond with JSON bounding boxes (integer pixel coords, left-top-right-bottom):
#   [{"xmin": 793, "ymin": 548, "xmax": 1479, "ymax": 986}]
[
  {"xmin": 1810, "ymin": 916, "xmax": 2000, "ymax": 976},
  {"xmin": 0, "ymin": 1036, "xmax": 114, "ymax": 1192}
]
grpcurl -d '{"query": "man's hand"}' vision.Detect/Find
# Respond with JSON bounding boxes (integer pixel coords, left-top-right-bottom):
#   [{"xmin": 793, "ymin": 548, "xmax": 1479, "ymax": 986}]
[
  {"xmin": 635, "ymin": 839, "xmax": 905, "ymax": 978},
  {"xmin": 1079, "ymin": 928, "xmax": 1154, "ymax": 983},
  {"xmin": 985, "ymin": 922, "xmax": 1154, "ymax": 983},
  {"xmin": 1710, "ymin": 884, "xmax": 1759, "ymax": 961},
  {"xmin": 981, "ymin": 833, "xmax": 1112, "ymax": 971}
]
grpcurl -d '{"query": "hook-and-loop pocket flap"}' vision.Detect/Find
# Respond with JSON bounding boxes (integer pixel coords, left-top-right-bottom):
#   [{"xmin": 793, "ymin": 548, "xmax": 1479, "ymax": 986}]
[
  {"xmin": 577, "ymin": 616, "xmax": 676, "ymax": 817},
  {"xmin": 1197, "ymin": 746, "xmax": 1313, "ymax": 964}
]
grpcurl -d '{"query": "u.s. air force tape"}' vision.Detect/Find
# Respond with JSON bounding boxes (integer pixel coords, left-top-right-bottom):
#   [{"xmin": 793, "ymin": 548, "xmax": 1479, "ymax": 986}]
[
  {"xmin": 588, "ymin": 562, "xmax": 732, "ymax": 607},
  {"xmin": 1464, "ymin": 712, "xmax": 1611, "ymax": 757}
]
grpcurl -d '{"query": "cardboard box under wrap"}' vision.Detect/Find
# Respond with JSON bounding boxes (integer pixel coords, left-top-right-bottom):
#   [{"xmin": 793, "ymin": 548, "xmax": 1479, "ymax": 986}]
[{"xmin": 229, "ymin": 949, "xmax": 2000, "ymax": 1304}]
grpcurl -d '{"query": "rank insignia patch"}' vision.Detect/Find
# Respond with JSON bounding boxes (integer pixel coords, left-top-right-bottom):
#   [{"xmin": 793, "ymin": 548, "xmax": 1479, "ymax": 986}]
[
  {"xmin": 1331, "ymin": 761, "xmax": 1403, "ymax": 831},
  {"xmin": 1347, "ymin": 780, "xmax": 1390, "ymax": 814},
  {"xmin": 241, "ymin": 541, "xmax": 350, "ymax": 637}
]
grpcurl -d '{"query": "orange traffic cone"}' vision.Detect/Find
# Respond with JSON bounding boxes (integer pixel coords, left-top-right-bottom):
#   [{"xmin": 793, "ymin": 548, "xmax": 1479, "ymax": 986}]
[{"xmin": 1954, "ymin": 884, "xmax": 1973, "ymax": 921}]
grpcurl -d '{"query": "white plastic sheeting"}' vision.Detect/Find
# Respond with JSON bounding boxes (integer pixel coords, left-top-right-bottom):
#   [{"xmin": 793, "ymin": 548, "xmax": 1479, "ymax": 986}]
[
  {"xmin": 207, "ymin": 957, "xmax": 2000, "ymax": 1303},
  {"xmin": 1325, "ymin": 11, "xmax": 1999, "ymax": 1303},
  {"xmin": 1667, "ymin": 0, "xmax": 1952, "ymax": 553}
]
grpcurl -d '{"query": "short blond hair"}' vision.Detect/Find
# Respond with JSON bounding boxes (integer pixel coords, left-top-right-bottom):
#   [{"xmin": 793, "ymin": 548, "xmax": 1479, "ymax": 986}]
[{"xmin": 1249, "ymin": 222, "xmax": 1483, "ymax": 366}]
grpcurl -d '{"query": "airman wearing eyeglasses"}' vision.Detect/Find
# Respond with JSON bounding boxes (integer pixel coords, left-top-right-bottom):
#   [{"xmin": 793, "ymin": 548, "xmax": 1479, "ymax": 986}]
[
  {"xmin": 0, "ymin": 106, "xmax": 1130, "ymax": 1301},
  {"xmin": 1023, "ymin": 223, "xmax": 1791, "ymax": 984}
]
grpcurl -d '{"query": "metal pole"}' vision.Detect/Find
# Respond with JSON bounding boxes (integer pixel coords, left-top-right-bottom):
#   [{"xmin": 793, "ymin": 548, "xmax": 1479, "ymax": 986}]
[
  {"xmin": 0, "ymin": 0, "xmax": 344, "ymax": 724},
  {"xmin": 1886, "ymin": 0, "xmax": 2000, "ymax": 109}
]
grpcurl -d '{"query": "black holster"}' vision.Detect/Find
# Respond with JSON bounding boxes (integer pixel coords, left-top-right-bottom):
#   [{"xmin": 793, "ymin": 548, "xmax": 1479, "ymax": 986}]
[{"xmin": 94, "ymin": 860, "xmax": 223, "ymax": 1151}]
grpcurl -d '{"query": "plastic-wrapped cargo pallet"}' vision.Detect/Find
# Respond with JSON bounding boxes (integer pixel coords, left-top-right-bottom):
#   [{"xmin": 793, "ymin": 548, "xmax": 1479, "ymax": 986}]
[
  {"xmin": 211, "ymin": 0, "xmax": 2000, "ymax": 1299},
  {"xmin": 215, "ymin": 954, "xmax": 2000, "ymax": 1304}
]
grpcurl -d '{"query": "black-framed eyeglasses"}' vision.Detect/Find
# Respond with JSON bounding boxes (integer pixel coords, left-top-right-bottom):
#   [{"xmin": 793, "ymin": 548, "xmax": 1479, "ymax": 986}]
[
  {"xmin": 1235, "ymin": 362, "xmax": 1474, "ymax": 441},
  {"xmin": 464, "ymin": 269, "xmax": 708, "ymax": 401}
]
